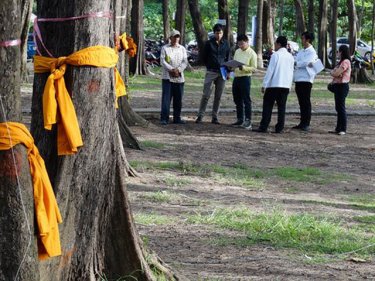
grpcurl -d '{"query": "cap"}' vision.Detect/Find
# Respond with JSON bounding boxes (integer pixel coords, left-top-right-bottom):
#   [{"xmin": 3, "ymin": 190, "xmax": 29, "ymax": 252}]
[{"xmin": 170, "ymin": 30, "xmax": 181, "ymax": 38}]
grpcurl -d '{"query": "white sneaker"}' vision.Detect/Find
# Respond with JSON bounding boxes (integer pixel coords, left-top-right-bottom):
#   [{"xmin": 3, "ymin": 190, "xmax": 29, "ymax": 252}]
[
  {"xmin": 338, "ymin": 131, "xmax": 346, "ymax": 135},
  {"xmin": 241, "ymin": 119, "xmax": 252, "ymax": 130}
]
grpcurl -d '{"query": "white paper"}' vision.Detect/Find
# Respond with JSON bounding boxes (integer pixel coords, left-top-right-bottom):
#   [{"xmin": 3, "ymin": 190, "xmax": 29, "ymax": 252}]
[{"xmin": 306, "ymin": 59, "xmax": 324, "ymax": 77}]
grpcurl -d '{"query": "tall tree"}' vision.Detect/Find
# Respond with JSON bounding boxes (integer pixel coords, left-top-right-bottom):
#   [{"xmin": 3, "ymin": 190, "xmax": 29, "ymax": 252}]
[
  {"xmin": 317, "ymin": 0, "xmax": 328, "ymax": 66},
  {"xmin": 278, "ymin": 0, "xmax": 284, "ymax": 35},
  {"xmin": 255, "ymin": 0, "xmax": 264, "ymax": 68},
  {"xmin": 307, "ymin": 0, "xmax": 314, "ymax": 33},
  {"xmin": 262, "ymin": 0, "xmax": 275, "ymax": 46},
  {"xmin": 331, "ymin": 0, "xmax": 339, "ymax": 67},
  {"xmin": 130, "ymin": 0, "xmax": 148, "ymax": 74},
  {"xmin": 0, "ymin": 0, "xmax": 39, "ymax": 280},
  {"xmin": 187, "ymin": 0, "xmax": 208, "ymax": 63},
  {"xmin": 175, "ymin": 0, "xmax": 187, "ymax": 45},
  {"xmin": 31, "ymin": 0, "xmax": 174, "ymax": 279},
  {"xmin": 294, "ymin": 0, "xmax": 306, "ymax": 38},
  {"xmin": 372, "ymin": 0, "xmax": 375, "ymax": 74},
  {"xmin": 347, "ymin": 0, "xmax": 358, "ymax": 55},
  {"xmin": 162, "ymin": 0, "xmax": 170, "ymax": 42},
  {"xmin": 218, "ymin": 0, "xmax": 234, "ymax": 46},
  {"xmin": 237, "ymin": 0, "xmax": 250, "ymax": 36}
]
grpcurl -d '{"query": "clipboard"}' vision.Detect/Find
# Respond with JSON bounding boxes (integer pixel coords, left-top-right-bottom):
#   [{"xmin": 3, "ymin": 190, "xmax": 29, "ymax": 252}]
[{"xmin": 222, "ymin": 60, "xmax": 245, "ymax": 68}]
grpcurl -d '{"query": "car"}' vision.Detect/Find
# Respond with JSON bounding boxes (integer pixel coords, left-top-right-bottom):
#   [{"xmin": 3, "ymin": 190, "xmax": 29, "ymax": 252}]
[
  {"xmin": 27, "ymin": 33, "xmax": 36, "ymax": 60},
  {"xmin": 328, "ymin": 37, "xmax": 373, "ymax": 64}
]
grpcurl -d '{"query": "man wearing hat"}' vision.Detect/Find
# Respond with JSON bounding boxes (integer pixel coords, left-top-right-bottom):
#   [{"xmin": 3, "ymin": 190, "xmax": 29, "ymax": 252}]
[{"xmin": 160, "ymin": 29, "xmax": 188, "ymax": 125}]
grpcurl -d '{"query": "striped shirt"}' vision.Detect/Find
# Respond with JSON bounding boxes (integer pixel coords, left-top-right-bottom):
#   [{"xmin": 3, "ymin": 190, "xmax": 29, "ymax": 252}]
[{"xmin": 160, "ymin": 44, "xmax": 188, "ymax": 83}]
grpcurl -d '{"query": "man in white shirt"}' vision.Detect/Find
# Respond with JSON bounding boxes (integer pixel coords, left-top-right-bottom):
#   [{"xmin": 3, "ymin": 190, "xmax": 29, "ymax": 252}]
[
  {"xmin": 293, "ymin": 32, "xmax": 318, "ymax": 131},
  {"xmin": 253, "ymin": 36, "xmax": 295, "ymax": 133},
  {"xmin": 160, "ymin": 30, "xmax": 188, "ymax": 125}
]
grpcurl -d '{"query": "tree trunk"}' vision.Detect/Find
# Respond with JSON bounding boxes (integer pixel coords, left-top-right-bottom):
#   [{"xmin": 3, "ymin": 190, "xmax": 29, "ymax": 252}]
[
  {"xmin": 20, "ymin": 0, "xmax": 33, "ymax": 83},
  {"xmin": 0, "ymin": 1, "xmax": 39, "ymax": 281},
  {"xmin": 318, "ymin": 0, "xmax": 328, "ymax": 66},
  {"xmin": 255, "ymin": 0, "xmax": 264, "ymax": 68},
  {"xmin": 347, "ymin": 0, "xmax": 358, "ymax": 55},
  {"xmin": 187, "ymin": 0, "xmax": 207, "ymax": 63},
  {"xmin": 162, "ymin": 0, "xmax": 170, "ymax": 43},
  {"xmin": 307, "ymin": 0, "xmax": 314, "ymax": 33},
  {"xmin": 237, "ymin": 0, "xmax": 250, "ymax": 36},
  {"xmin": 372, "ymin": 0, "xmax": 375, "ymax": 74},
  {"xmin": 175, "ymin": 0, "xmax": 186, "ymax": 45},
  {"xmin": 130, "ymin": 0, "xmax": 149, "ymax": 75},
  {"xmin": 294, "ymin": 0, "xmax": 306, "ymax": 38},
  {"xmin": 31, "ymin": 0, "xmax": 167, "ymax": 279},
  {"xmin": 262, "ymin": 0, "xmax": 275, "ymax": 47},
  {"xmin": 331, "ymin": 0, "xmax": 339, "ymax": 67},
  {"xmin": 218, "ymin": 0, "xmax": 234, "ymax": 47},
  {"xmin": 278, "ymin": 0, "xmax": 284, "ymax": 35}
]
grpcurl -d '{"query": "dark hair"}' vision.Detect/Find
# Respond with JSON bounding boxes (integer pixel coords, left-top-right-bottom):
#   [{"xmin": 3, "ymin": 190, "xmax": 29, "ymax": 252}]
[
  {"xmin": 301, "ymin": 31, "xmax": 314, "ymax": 43},
  {"xmin": 338, "ymin": 44, "xmax": 351, "ymax": 64},
  {"xmin": 236, "ymin": 34, "xmax": 249, "ymax": 42},
  {"xmin": 276, "ymin": 36, "xmax": 288, "ymax": 48},
  {"xmin": 213, "ymin": 24, "xmax": 224, "ymax": 32}
]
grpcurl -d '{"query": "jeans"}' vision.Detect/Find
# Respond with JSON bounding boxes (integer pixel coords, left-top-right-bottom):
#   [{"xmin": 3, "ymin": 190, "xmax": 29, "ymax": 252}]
[
  {"xmin": 160, "ymin": 79, "xmax": 184, "ymax": 122},
  {"xmin": 197, "ymin": 71, "xmax": 226, "ymax": 119},
  {"xmin": 259, "ymin": 87, "xmax": 289, "ymax": 132},
  {"xmin": 295, "ymin": 81, "xmax": 312, "ymax": 127},
  {"xmin": 232, "ymin": 76, "xmax": 252, "ymax": 121},
  {"xmin": 333, "ymin": 83, "xmax": 349, "ymax": 132}
]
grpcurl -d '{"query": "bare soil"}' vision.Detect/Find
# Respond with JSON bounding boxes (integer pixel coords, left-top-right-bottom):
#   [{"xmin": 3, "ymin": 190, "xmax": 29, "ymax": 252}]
[{"xmin": 126, "ymin": 114, "xmax": 375, "ymax": 281}]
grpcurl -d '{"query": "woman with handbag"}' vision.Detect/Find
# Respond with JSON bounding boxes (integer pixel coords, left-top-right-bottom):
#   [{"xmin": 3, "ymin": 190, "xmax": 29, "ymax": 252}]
[{"xmin": 329, "ymin": 45, "xmax": 351, "ymax": 135}]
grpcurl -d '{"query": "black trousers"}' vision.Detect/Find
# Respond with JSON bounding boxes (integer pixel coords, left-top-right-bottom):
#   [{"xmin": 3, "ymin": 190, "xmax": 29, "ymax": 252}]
[
  {"xmin": 232, "ymin": 76, "xmax": 252, "ymax": 121},
  {"xmin": 295, "ymin": 81, "xmax": 313, "ymax": 127},
  {"xmin": 160, "ymin": 79, "xmax": 184, "ymax": 122},
  {"xmin": 259, "ymin": 87, "xmax": 289, "ymax": 132},
  {"xmin": 333, "ymin": 83, "xmax": 349, "ymax": 132}
]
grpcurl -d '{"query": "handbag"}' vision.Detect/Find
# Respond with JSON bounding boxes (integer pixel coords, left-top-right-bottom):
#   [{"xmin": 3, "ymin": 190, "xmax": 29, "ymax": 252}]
[{"xmin": 327, "ymin": 82, "xmax": 335, "ymax": 93}]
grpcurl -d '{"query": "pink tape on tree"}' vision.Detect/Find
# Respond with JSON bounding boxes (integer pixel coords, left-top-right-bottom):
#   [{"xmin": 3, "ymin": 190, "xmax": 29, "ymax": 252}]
[{"xmin": 0, "ymin": 39, "xmax": 21, "ymax": 47}]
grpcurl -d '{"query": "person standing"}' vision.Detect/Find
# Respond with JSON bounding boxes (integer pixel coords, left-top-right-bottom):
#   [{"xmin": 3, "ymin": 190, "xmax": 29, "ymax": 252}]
[
  {"xmin": 253, "ymin": 36, "xmax": 295, "ymax": 133},
  {"xmin": 160, "ymin": 30, "xmax": 188, "ymax": 125},
  {"xmin": 231, "ymin": 34, "xmax": 257, "ymax": 129},
  {"xmin": 293, "ymin": 32, "xmax": 318, "ymax": 131},
  {"xmin": 329, "ymin": 45, "xmax": 351, "ymax": 135},
  {"xmin": 195, "ymin": 24, "xmax": 230, "ymax": 124}
]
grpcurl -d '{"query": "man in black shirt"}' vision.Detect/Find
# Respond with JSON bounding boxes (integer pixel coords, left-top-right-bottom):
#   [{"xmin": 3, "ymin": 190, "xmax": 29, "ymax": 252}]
[{"xmin": 196, "ymin": 24, "xmax": 230, "ymax": 124}]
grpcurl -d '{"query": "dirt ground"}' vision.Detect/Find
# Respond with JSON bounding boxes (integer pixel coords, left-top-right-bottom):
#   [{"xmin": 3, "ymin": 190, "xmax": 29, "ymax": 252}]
[{"xmin": 126, "ymin": 114, "xmax": 375, "ymax": 281}]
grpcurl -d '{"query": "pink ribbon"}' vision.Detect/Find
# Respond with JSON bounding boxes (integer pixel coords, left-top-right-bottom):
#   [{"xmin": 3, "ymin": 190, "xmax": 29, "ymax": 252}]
[
  {"xmin": 33, "ymin": 11, "xmax": 113, "ymax": 58},
  {"xmin": 0, "ymin": 39, "xmax": 21, "ymax": 47}
]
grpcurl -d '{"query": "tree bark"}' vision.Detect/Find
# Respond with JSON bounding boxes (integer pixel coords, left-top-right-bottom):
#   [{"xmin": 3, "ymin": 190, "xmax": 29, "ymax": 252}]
[
  {"xmin": 307, "ymin": 0, "xmax": 314, "ymax": 33},
  {"xmin": 262, "ymin": 0, "xmax": 275, "ymax": 47},
  {"xmin": 294, "ymin": 0, "xmax": 306, "ymax": 38},
  {"xmin": 162, "ymin": 0, "xmax": 170, "ymax": 43},
  {"xmin": 318, "ymin": 0, "xmax": 328, "ymax": 66},
  {"xmin": 187, "ymin": 0, "xmax": 207, "ymax": 63},
  {"xmin": 372, "ymin": 0, "xmax": 375, "ymax": 74},
  {"xmin": 31, "ymin": 0, "xmax": 163, "ymax": 279},
  {"xmin": 175, "ymin": 0, "xmax": 187, "ymax": 45},
  {"xmin": 237, "ymin": 0, "xmax": 250, "ymax": 36},
  {"xmin": 255, "ymin": 0, "xmax": 264, "ymax": 68},
  {"xmin": 0, "ymin": 1, "xmax": 39, "ymax": 280},
  {"xmin": 218, "ymin": 0, "xmax": 234, "ymax": 47},
  {"xmin": 130, "ymin": 0, "xmax": 149, "ymax": 75},
  {"xmin": 331, "ymin": 0, "xmax": 339, "ymax": 67},
  {"xmin": 20, "ymin": 0, "xmax": 33, "ymax": 83},
  {"xmin": 347, "ymin": 0, "xmax": 358, "ymax": 55}
]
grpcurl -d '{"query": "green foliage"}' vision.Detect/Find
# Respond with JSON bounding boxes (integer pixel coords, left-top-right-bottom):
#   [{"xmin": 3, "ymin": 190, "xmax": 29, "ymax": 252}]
[{"xmin": 188, "ymin": 207, "xmax": 375, "ymax": 258}]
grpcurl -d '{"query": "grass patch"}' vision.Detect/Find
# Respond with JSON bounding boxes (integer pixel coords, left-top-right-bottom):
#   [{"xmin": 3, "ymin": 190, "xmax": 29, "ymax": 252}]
[
  {"xmin": 347, "ymin": 194, "xmax": 375, "ymax": 206},
  {"xmin": 141, "ymin": 140, "xmax": 166, "ymax": 149},
  {"xmin": 163, "ymin": 175, "xmax": 192, "ymax": 187},
  {"xmin": 188, "ymin": 207, "xmax": 375, "ymax": 258},
  {"xmin": 134, "ymin": 212, "xmax": 173, "ymax": 225},
  {"xmin": 139, "ymin": 190, "xmax": 178, "ymax": 203},
  {"xmin": 354, "ymin": 215, "xmax": 375, "ymax": 224}
]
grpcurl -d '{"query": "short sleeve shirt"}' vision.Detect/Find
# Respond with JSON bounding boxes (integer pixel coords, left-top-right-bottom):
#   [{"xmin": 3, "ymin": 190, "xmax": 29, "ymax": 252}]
[{"xmin": 332, "ymin": 59, "xmax": 351, "ymax": 84}]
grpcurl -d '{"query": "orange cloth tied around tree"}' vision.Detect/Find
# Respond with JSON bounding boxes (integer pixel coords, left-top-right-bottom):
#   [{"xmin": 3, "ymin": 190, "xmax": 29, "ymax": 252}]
[
  {"xmin": 0, "ymin": 122, "xmax": 62, "ymax": 260},
  {"xmin": 118, "ymin": 32, "xmax": 137, "ymax": 57},
  {"xmin": 34, "ymin": 46, "xmax": 126, "ymax": 155}
]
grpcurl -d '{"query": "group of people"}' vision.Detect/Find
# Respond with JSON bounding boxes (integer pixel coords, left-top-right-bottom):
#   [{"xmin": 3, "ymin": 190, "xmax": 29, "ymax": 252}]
[{"xmin": 160, "ymin": 24, "xmax": 352, "ymax": 136}]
